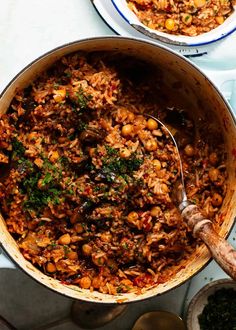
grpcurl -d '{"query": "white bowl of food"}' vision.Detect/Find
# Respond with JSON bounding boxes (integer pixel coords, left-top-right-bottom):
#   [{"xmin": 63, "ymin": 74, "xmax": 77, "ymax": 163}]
[{"xmin": 111, "ymin": 0, "xmax": 236, "ymax": 46}]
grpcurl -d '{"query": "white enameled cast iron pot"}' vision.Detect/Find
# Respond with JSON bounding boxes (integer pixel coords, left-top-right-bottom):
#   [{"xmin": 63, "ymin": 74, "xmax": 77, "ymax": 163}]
[{"xmin": 0, "ymin": 37, "xmax": 236, "ymax": 304}]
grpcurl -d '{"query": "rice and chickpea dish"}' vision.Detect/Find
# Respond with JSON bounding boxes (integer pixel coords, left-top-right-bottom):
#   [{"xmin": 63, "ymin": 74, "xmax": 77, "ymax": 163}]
[
  {"xmin": 126, "ymin": 0, "xmax": 235, "ymax": 36},
  {"xmin": 0, "ymin": 52, "xmax": 227, "ymax": 295}
]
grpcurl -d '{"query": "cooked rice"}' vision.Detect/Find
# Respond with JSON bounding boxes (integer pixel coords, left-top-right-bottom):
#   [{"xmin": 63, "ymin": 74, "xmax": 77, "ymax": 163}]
[
  {"xmin": 0, "ymin": 52, "xmax": 227, "ymax": 294},
  {"xmin": 127, "ymin": 0, "xmax": 235, "ymax": 36}
]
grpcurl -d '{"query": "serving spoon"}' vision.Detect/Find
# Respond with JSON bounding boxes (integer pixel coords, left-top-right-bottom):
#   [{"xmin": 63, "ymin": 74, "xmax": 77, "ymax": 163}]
[{"xmin": 147, "ymin": 114, "xmax": 236, "ymax": 280}]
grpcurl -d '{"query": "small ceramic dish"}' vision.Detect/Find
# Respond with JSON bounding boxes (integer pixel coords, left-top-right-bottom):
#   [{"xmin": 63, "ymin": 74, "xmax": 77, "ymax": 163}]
[
  {"xmin": 111, "ymin": 0, "xmax": 236, "ymax": 47},
  {"xmin": 186, "ymin": 278, "xmax": 236, "ymax": 330}
]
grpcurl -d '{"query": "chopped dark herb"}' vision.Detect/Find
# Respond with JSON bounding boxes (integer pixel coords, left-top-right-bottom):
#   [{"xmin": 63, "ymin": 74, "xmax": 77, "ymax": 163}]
[
  {"xmin": 76, "ymin": 87, "xmax": 92, "ymax": 110},
  {"xmin": 42, "ymin": 172, "xmax": 53, "ymax": 186},
  {"xmin": 53, "ymin": 83, "xmax": 59, "ymax": 90},
  {"xmin": 17, "ymin": 158, "xmax": 34, "ymax": 173},
  {"xmin": 12, "ymin": 138, "xmax": 26, "ymax": 158},
  {"xmin": 65, "ymin": 72, "xmax": 72, "ymax": 78},
  {"xmin": 63, "ymin": 245, "xmax": 69, "ymax": 256},
  {"xmin": 101, "ymin": 153, "xmax": 143, "ymax": 180},
  {"xmin": 77, "ymin": 120, "xmax": 88, "ymax": 132},
  {"xmin": 117, "ymin": 285, "xmax": 123, "ymax": 293},
  {"xmin": 105, "ymin": 145, "xmax": 118, "ymax": 156},
  {"xmin": 59, "ymin": 156, "xmax": 69, "ymax": 165},
  {"xmin": 198, "ymin": 288, "xmax": 236, "ymax": 330},
  {"xmin": 184, "ymin": 15, "xmax": 190, "ymax": 22},
  {"xmin": 122, "ymin": 242, "xmax": 128, "ymax": 250},
  {"xmin": 22, "ymin": 171, "xmax": 62, "ymax": 212}
]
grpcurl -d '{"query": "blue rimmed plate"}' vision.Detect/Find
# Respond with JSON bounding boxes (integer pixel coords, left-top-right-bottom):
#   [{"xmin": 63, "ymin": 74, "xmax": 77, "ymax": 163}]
[
  {"xmin": 91, "ymin": 0, "xmax": 236, "ymax": 56},
  {"xmin": 111, "ymin": 0, "xmax": 236, "ymax": 47}
]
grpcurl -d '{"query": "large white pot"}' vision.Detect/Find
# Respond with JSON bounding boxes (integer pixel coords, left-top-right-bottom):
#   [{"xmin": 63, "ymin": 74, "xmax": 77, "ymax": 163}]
[{"xmin": 0, "ymin": 37, "xmax": 235, "ymax": 304}]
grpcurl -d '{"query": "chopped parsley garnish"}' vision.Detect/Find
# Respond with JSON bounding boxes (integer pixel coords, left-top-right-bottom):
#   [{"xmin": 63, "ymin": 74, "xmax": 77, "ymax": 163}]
[
  {"xmin": 76, "ymin": 87, "xmax": 92, "ymax": 110},
  {"xmin": 77, "ymin": 120, "xmax": 88, "ymax": 132},
  {"xmin": 101, "ymin": 153, "xmax": 143, "ymax": 180},
  {"xmin": 12, "ymin": 138, "xmax": 26, "ymax": 158},
  {"xmin": 21, "ymin": 163, "xmax": 63, "ymax": 212},
  {"xmin": 105, "ymin": 145, "xmax": 118, "ymax": 156},
  {"xmin": 41, "ymin": 172, "xmax": 53, "ymax": 186}
]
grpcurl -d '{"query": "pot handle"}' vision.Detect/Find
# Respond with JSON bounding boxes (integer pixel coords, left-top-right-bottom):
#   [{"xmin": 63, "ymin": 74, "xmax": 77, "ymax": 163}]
[
  {"xmin": 182, "ymin": 204, "xmax": 236, "ymax": 280},
  {"xmin": 0, "ymin": 248, "xmax": 15, "ymax": 269}
]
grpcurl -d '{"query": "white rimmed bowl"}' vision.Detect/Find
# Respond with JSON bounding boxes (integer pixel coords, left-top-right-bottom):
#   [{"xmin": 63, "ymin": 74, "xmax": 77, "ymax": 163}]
[
  {"xmin": 111, "ymin": 0, "xmax": 236, "ymax": 47},
  {"xmin": 186, "ymin": 278, "xmax": 236, "ymax": 330}
]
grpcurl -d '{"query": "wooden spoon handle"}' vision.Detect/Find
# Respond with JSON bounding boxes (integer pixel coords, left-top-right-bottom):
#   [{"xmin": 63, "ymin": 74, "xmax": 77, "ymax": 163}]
[{"xmin": 182, "ymin": 204, "xmax": 236, "ymax": 280}]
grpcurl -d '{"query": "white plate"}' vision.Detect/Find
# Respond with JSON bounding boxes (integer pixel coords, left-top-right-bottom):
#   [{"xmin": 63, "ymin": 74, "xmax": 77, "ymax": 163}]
[{"xmin": 91, "ymin": 0, "xmax": 227, "ymax": 56}]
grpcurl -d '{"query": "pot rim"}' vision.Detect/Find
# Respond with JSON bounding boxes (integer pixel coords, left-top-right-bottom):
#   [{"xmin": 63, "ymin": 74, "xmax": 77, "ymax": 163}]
[
  {"xmin": 0, "ymin": 36, "xmax": 235, "ymax": 303},
  {"xmin": 0, "ymin": 35, "xmax": 235, "ymax": 125}
]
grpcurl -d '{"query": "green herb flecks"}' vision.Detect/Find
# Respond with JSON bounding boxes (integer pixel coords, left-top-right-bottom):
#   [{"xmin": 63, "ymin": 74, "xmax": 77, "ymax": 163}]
[
  {"xmin": 21, "ymin": 166, "xmax": 63, "ymax": 212},
  {"xmin": 105, "ymin": 145, "xmax": 118, "ymax": 157},
  {"xmin": 76, "ymin": 87, "xmax": 92, "ymax": 110},
  {"xmin": 41, "ymin": 172, "xmax": 53, "ymax": 186},
  {"xmin": 101, "ymin": 153, "xmax": 143, "ymax": 181},
  {"xmin": 198, "ymin": 288, "xmax": 236, "ymax": 330},
  {"xmin": 12, "ymin": 138, "xmax": 26, "ymax": 158},
  {"xmin": 77, "ymin": 120, "xmax": 88, "ymax": 132}
]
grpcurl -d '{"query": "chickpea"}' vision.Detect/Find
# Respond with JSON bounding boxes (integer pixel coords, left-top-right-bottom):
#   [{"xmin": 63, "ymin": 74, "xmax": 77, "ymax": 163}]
[
  {"xmin": 34, "ymin": 158, "xmax": 44, "ymax": 168},
  {"xmin": 165, "ymin": 18, "xmax": 176, "ymax": 31},
  {"xmin": 53, "ymin": 89, "xmax": 66, "ymax": 103},
  {"xmin": 120, "ymin": 148, "xmax": 131, "ymax": 158},
  {"xmin": 121, "ymin": 124, "xmax": 133, "ymax": 137},
  {"xmin": 216, "ymin": 16, "xmax": 224, "ymax": 25},
  {"xmin": 74, "ymin": 223, "xmax": 84, "ymax": 233},
  {"xmin": 147, "ymin": 118, "xmax": 158, "ymax": 131},
  {"xmin": 212, "ymin": 193, "xmax": 223, "ymax": 207},
  {"xmin": 92, "ymin": 254, "xmax": 106, "ymax": 266},
  {"xmin": 100, "ymin": 232, "xmax": 112, "ymax": 243},
  {"xmin": 46, "ymin": 262, "xmax": 57, "ymax": 273},
  {"xmin": 120, "ymin": 279, "xmax": 133, "ymax": 286},
  {"xmin": 128, "ymin": 112, "xmax": 135, "ymax": 122},
  {"xmin": 145, "ymin": 140, "xmax": 158, "ymax": 152},
  {"xmin": 28, "ymin": 132, "xmax": 38, "ymax": 141},
  {"xmin": 184, "ymin": 144, "xmax": 195, "ymax": 157},
  {"xmin": 161, "ymin": 183, "xmax": 169, "ymax": 193},
  {"xmin": 150, "ymin": 206, "xmax": 161, "ymax": 217},
  {"xmin": 182, "ymin": 13, "xmax": 193, "ymax": 25},
  {"xmin": 82, "ymin": 244, "xmax": 92, "ymax": 256},
  {"xmin": 127, "ymin": 211, "xmax": 139, "ymax": 223},
  {"xmin": 67, "ymin": 251, "xmax": 78, "ymax": 260},
  {"xmin": 58, "ymin": 233, "xmax": 71, "ymax": 245},
  {"xmin": 92, "ymin": 276, "xmax": 102, "ymax": 289},
  {"xmin": 153, "ymin": 159, "xmax": 161, "ymax": 171},
  {"xmin": 194, "ymin": 0, "xmax": 206, "ymax": 7},
  {"xmin": 209, "ymin": 152, "xmax": 218, "ymax": 165},
  {"xmin": 208, "ymin": 168, "xmax": 220, "ymax": 182},
  {"xmin": 80, "ymin": 276, "xmax": 91, "ymax": 289},
  {"xmin": 49, "ymin": 150, "xmax": 59, "ymax": 163}
]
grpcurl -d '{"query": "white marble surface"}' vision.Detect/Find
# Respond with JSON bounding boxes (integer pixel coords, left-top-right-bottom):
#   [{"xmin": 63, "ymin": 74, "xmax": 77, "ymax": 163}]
[
  {"xmin": 0, "ymin": 1, "xmax": 236, "ymax": 329},
  {"xmin": 0, "ymin": 0, "xmax": 113, "ymax": 93}
]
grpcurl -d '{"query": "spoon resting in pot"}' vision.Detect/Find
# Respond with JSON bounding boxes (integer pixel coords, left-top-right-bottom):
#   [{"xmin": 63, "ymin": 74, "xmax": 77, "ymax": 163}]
[{"xmin": 146, "ymin": 114, "xmax": 236, "ymax": 280}]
